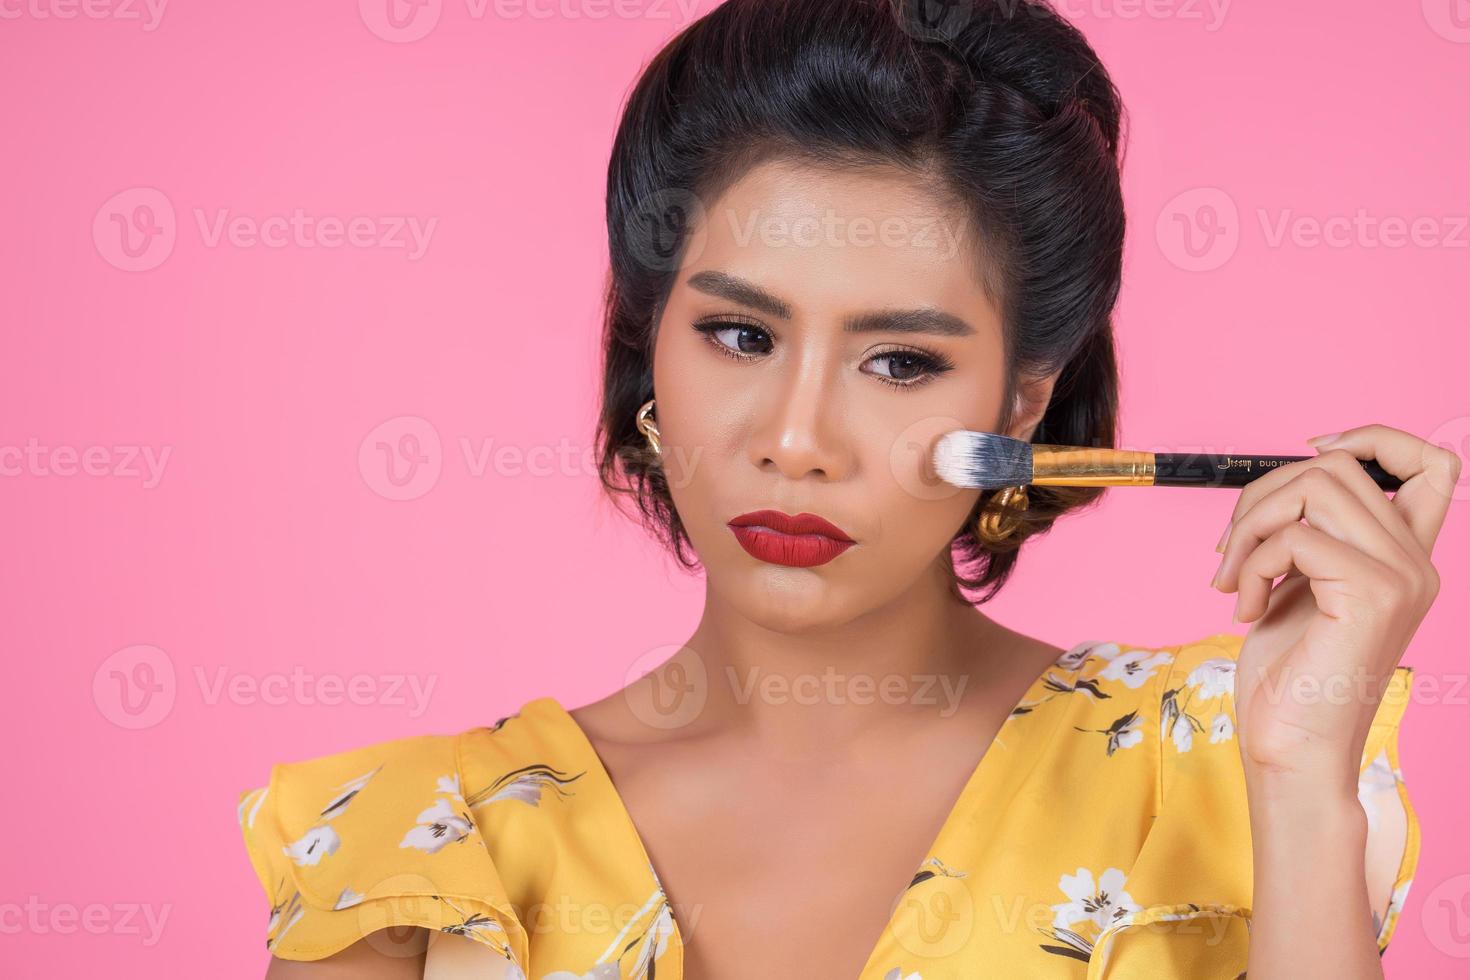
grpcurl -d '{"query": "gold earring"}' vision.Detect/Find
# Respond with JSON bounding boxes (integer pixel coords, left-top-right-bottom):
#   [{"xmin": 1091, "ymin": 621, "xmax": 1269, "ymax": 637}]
[
  {"xmin": 974, "ymin": 484, "xmax": 1029, "ymax": 545},
  {"xmin": 635, "ymin": 398, "xmax": 662, "ymax": 457}
]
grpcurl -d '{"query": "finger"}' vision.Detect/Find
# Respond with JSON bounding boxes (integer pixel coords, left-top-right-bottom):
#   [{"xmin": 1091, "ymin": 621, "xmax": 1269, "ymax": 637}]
[
  {"xmin": 1216, "ymin": 465, "xmax": 1418, "ymax": 595},
  {"xmin": 1220, "ymin": 452, "xmax": 1324, "ymax": 545},
  {"xmin": 1310, "ymin": 423, "xmax": 1462, "ymax": 553},
  {"xmin": 1306, "ymin": 447, "xmax": 1424, "ymax": 560},
  {"xmin": 1217, "ymin": 447, "xmax": 1421, "ymax": 565},
  {"xmin": 1233, "ymin": 520, "xmax": 1394, "ymax": 626}
]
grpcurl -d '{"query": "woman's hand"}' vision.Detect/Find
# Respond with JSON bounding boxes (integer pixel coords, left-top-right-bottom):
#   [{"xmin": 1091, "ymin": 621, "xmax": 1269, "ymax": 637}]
[
  {"xmin": 1214, "ymin": 423, "xmax": 1457, "ymax": 979},
  {"xmin": 1211, "ymin": 422, "xmax": 1458, "ymax": 786}
]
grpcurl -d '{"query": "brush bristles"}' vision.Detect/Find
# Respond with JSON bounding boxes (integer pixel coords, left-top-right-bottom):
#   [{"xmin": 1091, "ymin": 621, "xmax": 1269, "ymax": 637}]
[{"xmin": 933, "ymin": 430, "xmax": 1034, "ymax": 489}]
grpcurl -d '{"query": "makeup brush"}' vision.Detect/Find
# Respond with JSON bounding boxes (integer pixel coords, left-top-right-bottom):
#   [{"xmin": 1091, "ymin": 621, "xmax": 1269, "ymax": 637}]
[{"xmin": 933, "ymin": 431, "xmax": 1404, "ymax": 491}]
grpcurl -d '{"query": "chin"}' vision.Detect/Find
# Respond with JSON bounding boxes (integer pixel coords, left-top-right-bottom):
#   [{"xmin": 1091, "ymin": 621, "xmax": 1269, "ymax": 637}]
[{"xmin": 722, "ymin": 568, "xmax": 865, "ymax": 631}]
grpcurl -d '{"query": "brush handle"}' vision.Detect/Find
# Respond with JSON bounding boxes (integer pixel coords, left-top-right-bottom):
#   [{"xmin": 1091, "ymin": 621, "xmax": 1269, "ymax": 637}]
[{"xmin": 1154, "ymin": 453, "xmax": 1403, "ymax": 491}]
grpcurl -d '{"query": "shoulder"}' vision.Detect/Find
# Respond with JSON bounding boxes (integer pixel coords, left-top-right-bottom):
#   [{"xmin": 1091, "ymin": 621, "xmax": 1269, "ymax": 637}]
[{"xmin": 234, "ymin": 704, "xmax": 561, "ymax": 971}]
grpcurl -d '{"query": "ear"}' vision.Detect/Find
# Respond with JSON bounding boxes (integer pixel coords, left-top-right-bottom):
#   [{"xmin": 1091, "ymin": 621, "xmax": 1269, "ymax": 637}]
[{"xmin": 1005, "ymin": 368, "xmax": 1062, "ymax": 443}]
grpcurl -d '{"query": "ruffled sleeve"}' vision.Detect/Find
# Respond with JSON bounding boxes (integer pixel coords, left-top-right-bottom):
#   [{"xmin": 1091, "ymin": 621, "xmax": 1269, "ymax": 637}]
[
  {"xmin": 1084, "ymin": 632, "xmax": 1420, "ymax": 979},
  {"xmin": 235, "ymin": 731, "xmax": 529, "ymax": 972}
]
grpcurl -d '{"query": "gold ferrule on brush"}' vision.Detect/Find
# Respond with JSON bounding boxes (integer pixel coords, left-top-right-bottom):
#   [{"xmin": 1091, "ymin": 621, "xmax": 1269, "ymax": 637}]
[{"xmin": 1027, "ymin": 445, "xmax": 1157, "ymax": 487}]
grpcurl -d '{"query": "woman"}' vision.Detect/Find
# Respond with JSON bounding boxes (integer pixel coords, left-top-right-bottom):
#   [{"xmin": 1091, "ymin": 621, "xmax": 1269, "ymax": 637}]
[{"xmin": 236, "ymin": 0, "xmax": 1452, "ymax": 976}]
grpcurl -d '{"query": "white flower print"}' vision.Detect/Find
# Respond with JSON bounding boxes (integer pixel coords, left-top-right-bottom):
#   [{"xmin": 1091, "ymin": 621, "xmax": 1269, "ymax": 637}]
[
  {"xmin": 466, "ymin": 763, "xmax": 584, "ymax": 809},
  {"xmin": 1169, "ymin": 713, "xmax": 1194, "ymax": 753},
  {"xmin": 238, "ymin": 786, "xmax": 268, "ymax": 830},
  {"xmin": 1185, "ymin": 657, "xmax": 1236, "ymax": 700},
  {"xmin": 1161, "ymin": 656, "xmax": 1236, "ymax": 754},
  {"xmin": 443, "ymin": 911, "xmax": 507, "ymax": 942},
  {"xmin": 487, "ymin": 776, "xmax": 547, "ymax": 807},
  {"xmin": 1114, "ymin": 717, "xmax": 1145, "ymax": 752},
  {"xmin": 1357, "ymin": 748, "xmax": 1399, "ymax": 832},
  {"xmin": 319, "ymin": 766, "xmax": 383, "ymax": 820},
  {"xmin": 1057, "ymin": 640, "xmax": 1114, "ymax": 671},
  {"xmin": 400, "ymin": 797, "xmax": 474, "ymax": 853},
  {"xmin": 625, "ymin": 903, "xmax": 675, "ymax": 978},
  {"xmin": 911, "ymin": 856, "xmax": 968, "ymax": 886},
  {"xmin": 883, "ymin": 971, "xmax": 922, "ymax": 980},
  {"xmin": 283, "ymin": 824, "xmax": 341, "ymax": 867},
  {"xmin": 1378, "ymin": 877, "xmax": 1412, "ymax": 942},
  {"xmin": 1074, "ymin": 710, "xmax": 1145, "ymax": 756},
  {"xmin": 540, "ymin": 967, "xmax": 619, "ymax": 980},
  {"xmin": 333, "ymin": 887, "xmax": 364, "ymax": 910},
  {"xmin": 587, "ymin": 875, "xmax": 675, "ymax": 980},
  {"xmin": 1097, "ymin": 647, "xmax": 1173, "ymax": 689},
  {"xmin": 1051, "ymin": 866, "xmax": 1141, "ymax": 932},
  {"xmin": 266, "ymin": 891, "xmax": 306, "ymax": 951},
  {"xmin": 275, "ymin": 766, "xmax": 383, "ymax": 870}
]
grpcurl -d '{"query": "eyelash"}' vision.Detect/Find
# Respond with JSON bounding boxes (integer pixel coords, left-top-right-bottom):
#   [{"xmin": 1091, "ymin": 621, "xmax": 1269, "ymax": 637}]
[{"xmin": 691, "ymin": 317, "xmax": 955, "ymax": 390}]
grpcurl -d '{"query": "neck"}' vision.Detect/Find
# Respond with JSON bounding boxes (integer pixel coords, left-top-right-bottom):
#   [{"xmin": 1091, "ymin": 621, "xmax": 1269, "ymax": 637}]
[{"xmin": 656, "ymin": 557, "xmax": 1015, "ymax": 752}]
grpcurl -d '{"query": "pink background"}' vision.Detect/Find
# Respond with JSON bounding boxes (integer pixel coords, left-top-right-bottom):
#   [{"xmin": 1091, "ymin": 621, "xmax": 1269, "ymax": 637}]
[{"xmin": 2, "ymin": 1, "xmax": 1467, "ymax": 976}]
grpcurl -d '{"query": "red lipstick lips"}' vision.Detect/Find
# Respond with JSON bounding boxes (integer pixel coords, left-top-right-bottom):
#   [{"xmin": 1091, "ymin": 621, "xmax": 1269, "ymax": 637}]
[{"xmin": 726, "ymin": 509, "xmax": 855, "ymax": 568}]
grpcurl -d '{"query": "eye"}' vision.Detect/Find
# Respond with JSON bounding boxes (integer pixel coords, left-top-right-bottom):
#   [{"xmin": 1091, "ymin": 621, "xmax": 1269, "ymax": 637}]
[
  {"xmin": 862, "ymin": 348, "xmax": 954, "ymax": 389},
  {"xmin": 691, "ymin": 317, "xmax": 954, "ymax": 390},
  {"xmin": 693, "ymin": 317, "xmax": 773, "ymax": 359}
]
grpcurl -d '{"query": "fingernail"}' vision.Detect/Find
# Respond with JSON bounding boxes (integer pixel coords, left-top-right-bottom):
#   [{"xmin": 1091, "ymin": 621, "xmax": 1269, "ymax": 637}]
[
  {"xmin": 1215, "ymin": 521, "xmax": 1231, "ymax": 553},
  {"xmin": 1306, "ymin": 431, "xmax": 1342, "ymax": 447}
]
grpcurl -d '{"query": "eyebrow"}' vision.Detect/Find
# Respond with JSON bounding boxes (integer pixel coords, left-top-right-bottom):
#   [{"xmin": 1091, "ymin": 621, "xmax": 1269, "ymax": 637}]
[{"xmin": 685, "ymin": 270, "xmax": 976, "ymax": 337}]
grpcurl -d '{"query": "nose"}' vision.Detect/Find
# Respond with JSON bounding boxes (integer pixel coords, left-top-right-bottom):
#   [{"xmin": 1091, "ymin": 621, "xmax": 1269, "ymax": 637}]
[{"xmin": 746, "ymin": 356, "xmax": 856, "ymax": 482}]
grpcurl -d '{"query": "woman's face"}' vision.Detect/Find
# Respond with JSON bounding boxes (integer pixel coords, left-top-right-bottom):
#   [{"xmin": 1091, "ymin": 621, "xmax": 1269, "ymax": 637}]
[{"xmin": 651, "ymin": 158, "xmax": 1056, "ymax": 630}]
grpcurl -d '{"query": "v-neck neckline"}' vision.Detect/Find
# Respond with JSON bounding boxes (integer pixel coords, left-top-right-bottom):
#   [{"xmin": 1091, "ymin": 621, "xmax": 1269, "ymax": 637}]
[{"xmin": 527, "ymin": 643, "xmax": 1090, "ymax": 978}]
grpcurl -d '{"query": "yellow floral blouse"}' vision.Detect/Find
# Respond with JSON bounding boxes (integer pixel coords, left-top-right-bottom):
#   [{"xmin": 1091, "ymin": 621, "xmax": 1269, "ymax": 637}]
[{"xmin": 236, "ymin": 631, "xmax": 1419, "ymax": 979}]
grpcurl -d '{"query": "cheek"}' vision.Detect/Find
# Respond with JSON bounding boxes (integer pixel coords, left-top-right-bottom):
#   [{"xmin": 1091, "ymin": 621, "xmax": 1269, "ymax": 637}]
[
  {"xmin": 653, "ymin": 316, "xmax": 764, "ymax": 432},
  {"xmin": 650, "ymin": 325, "xmax": 750, "ymax": 496},
  {"xmin": 860, "ymin": 417, "xmax": 983, "ymax": 553}
]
